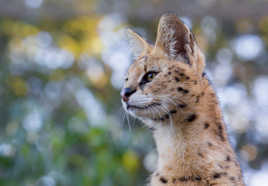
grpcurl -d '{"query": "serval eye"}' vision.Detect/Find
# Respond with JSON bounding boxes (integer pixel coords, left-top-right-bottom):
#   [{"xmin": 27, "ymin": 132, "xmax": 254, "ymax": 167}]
[
  {"xmin": 147, "ymin": 73, "xmax": 155, "ymax": 81},
  {"xmin": 140, "ymin": 71, "xmax": 158, "ymax": 86}
]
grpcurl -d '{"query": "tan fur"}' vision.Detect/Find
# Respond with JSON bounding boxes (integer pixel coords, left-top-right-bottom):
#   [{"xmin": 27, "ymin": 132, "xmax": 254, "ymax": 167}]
[{"xmin": 122, "ymin": 14, "xmax": 244, "ymax": 186}]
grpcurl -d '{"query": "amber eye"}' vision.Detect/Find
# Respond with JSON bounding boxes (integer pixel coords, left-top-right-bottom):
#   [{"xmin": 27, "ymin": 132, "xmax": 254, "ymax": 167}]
[
  {"xmin": 147, "ymin": 72, "xmax": 156, "ymax": 81},
  {"xmin": 140, "ymin": 71, "xmax": 158, "ymax": 86}
]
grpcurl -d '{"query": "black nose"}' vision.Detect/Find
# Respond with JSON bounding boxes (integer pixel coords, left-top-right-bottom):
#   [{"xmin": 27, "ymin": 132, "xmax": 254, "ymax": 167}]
[{"xmin": 121, "ymin": 87, "xmax": 136, "ymax": 102}]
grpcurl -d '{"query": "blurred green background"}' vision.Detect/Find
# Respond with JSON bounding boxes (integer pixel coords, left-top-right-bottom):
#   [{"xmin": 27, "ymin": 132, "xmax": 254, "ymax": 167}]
[{"xmin": 0, "ymin": 0, "xmax": 268, "ymax": 186}]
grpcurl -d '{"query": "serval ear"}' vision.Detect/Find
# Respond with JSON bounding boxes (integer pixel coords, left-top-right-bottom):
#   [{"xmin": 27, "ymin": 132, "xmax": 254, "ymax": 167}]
[
  {"xmin": 153, "ymin": 14, "xmax": 205, "ymax": 75},
  {"xmin": 125, "ymin": 29, "xmax": 151, "ymax": 59}
]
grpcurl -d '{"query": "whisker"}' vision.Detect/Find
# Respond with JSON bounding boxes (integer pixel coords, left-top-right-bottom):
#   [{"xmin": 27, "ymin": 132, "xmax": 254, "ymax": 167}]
[
  {"xmin": 158, "ymin": 105, "xmax": 170, "ymax": 118},
  {"xmin": 149, "ymin": 107, "xmax": 155, "ymax": 122},
  {"xmin": 159, "ymin": 103, "xmax": 175, "ymax": 137},
  {"xmin": 120, "ymin": 107, "xmax": 126, "ymax": 121},
  {"xmin": 153, "ymin": 106, "xmax": 162, "ymax": 119},
  {"xmin": 155, "ymin": 94, "xmax": 188, "ymax": 115},
  {"xmin": 125, "ymin": 108, "xmax": 132, "ymax": 132}
]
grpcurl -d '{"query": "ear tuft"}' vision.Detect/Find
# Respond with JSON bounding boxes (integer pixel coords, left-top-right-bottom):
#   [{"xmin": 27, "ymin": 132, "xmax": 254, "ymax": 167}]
[{"xmin": 125, "ymin": 29, "xmax": 150, "ymax": 59}]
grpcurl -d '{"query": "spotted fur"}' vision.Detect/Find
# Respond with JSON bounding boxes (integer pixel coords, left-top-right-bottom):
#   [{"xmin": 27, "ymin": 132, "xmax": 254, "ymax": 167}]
[{"xmin": 122, "ymin": 14, "xmax": 244, "ymax": 186}]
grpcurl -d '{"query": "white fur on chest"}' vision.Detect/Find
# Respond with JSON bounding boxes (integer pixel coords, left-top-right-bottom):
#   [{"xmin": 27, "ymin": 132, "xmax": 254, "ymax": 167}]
[{"xmin": 153, "ymin": 124, "xmax": 186, "ymax": 170}]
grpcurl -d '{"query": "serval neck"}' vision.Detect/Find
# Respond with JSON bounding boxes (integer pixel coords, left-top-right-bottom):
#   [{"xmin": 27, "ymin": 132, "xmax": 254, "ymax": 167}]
[
  {"xmin": 154, "ymin": 90, "xmax": 224, "ymax": 170},
  {"xmin": 150, "ymin": 85, "xmax": 237, "ymax": 180}
]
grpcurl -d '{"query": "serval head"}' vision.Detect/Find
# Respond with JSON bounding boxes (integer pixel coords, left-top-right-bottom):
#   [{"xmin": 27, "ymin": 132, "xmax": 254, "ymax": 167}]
[{"xmin": 121, "ymin": 14, "xmax": 206, "ymax": 127}]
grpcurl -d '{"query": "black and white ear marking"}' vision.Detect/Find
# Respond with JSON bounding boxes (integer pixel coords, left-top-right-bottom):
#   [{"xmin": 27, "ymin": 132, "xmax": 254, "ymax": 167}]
[
  {"xmin": 125, "ymin": 29, "xmax": 151, "ymax": 59},
  {"xmin": 154, "ymin": 14, "xmax": 197, "ymax": 65}
]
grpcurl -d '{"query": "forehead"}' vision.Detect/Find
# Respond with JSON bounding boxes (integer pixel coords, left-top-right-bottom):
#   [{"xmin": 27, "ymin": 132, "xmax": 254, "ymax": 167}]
[{"xmin": 127, "ymin": 56, "xmax": 162, "ymax": 75}]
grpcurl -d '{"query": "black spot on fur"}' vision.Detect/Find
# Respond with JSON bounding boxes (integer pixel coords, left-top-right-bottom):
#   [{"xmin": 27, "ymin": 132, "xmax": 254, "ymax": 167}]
[
  {"xmin": 168, "ymin": 72, "xmax": 171, "ymax": 75},
  {"xmin": 175, "ymin": 77, "xmax": 180, "ymax": 82},
  {"xmin": 179, "ymin": 73, "xmax": 184, "ymax": 76},
  {"xmin": 230, "ymin": 177, "xmax": 235, "ymax": 182},
  {"xmin": 213, "ymin": 173, "xmax": 221, "ymax": 179},
  {"xmin": 179, "ymin": 176, "xmax": 188, "ymax": 182},
  {"xmin": 143, "ymin": 64, "xmax": 147, "ymax": 72},
  {"xmin": 226, "ymin": 156, "xmax": 231, "ymax": 161},
  {"xmin": 198, "ymin": 152, "xmax": 204, "ymax": 158},
  {"xmin": 217, "ymin": 124, "xmax": 225, "ymax": 141},
  {"xmin": 177, "ymin": 87, "xmax": 183, "ymax": 92},
  {"xmin": 208, "ymin": 142, "xmax": 213, "ymax": 147},
  {"xmin": 177, "ymin": 87, "xmax": 189, "ymax": 94},
  {"xmin": 202, "ymin": 72, "xmax": 206, "ymax": 77},
  {"xmin": 178, "ymin": 104, "xmax": 187, "ymax": 108},
  {"xmin": 170, "ymin": 110, "xmax": 177, "ymax": 114},
  {"xmin": 178, "ymin": 176, "xmax": 201, "ymax": 182},
  {"xmin": 160, "ymin": 177, "xmax": 168, "ymax": 184},
  {"xmin": 204, "ymin": 123, "xmax": 210, "ymax": 129},
  {"xmin": 186, "ymin": 114, "xmax": 197, "ymax": 122},
  {"xmin": 186, "ymin": 76, "xmax": 190, "ymax": 80}
]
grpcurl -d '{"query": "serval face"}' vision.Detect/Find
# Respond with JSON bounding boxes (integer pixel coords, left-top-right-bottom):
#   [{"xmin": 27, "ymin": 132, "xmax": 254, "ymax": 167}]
[{"xmin": 121, "ymin": 14, "xmax": 205, "ymax": 124}]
